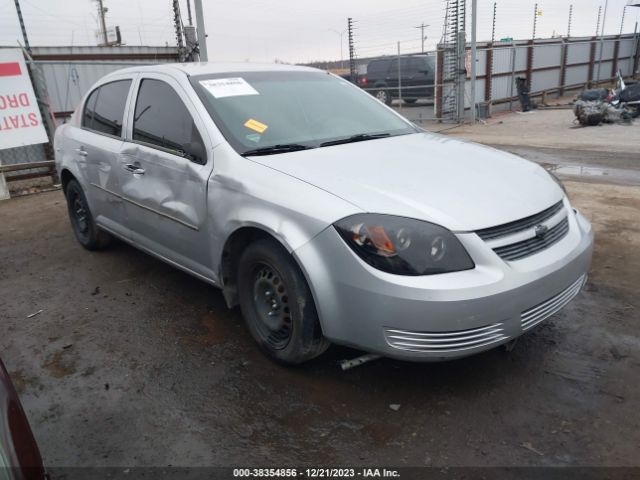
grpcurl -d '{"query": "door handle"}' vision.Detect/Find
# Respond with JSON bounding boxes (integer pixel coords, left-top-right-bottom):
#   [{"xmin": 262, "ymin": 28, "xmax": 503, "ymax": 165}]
[
  {"xmin": 75, "ymin": 147, "xmax": 88, "ymax": 157},
  {"xmin": 124, "ymin": 163, "xmax": 145, "ymax": 175}
]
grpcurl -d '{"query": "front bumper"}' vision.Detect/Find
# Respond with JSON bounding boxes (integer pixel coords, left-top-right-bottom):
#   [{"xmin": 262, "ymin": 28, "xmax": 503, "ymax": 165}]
[{"xmin": 294, "ymin": 203, "xmax": 594, "ymax": 361}]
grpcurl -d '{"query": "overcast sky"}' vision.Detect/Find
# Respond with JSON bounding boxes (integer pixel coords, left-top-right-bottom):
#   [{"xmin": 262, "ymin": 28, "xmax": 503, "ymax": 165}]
[{"xmin": 0, "ymin": 0, "xmax": 638, "ymax": 62}]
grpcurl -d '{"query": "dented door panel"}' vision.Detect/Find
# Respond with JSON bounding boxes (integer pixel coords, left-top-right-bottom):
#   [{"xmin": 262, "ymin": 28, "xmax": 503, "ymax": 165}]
[{"xmin": 117, "ymin": 142, "xmax": 214, "ymax": 279}]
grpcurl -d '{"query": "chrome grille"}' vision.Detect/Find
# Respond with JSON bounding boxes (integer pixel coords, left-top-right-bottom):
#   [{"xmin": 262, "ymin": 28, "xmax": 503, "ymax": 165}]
[
  {"xmin": 476, "ymin": 201, "xmax": 564, "ymax": 240},
  {"xmin": 493, "ymin": 217, "xmax": 569, "ymax": 261},
  {"xmin": 521, "ymin": 275, "xmax": 586, "ymax": 331},
  {"xmin": 384, "ymin": 323, "xmax": 507, "ymax": 353}
]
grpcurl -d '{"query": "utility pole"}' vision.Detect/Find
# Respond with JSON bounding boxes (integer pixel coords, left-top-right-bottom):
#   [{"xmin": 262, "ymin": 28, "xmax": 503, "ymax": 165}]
[
  {"xmin": 470, "ymin": 0, "xmax": 477, "ymax": 124},
  {"xmin": 620, "ymin": 6, "xmax": 627, "ymax": 35},
  {"xmin": 597, "ymin": 0, "xmax": 609, "ymax": 81},
  {"xmin": 13, "ymin": 0, "xmax": 31, "ymax": 52},
  {"xmin": 97, "ymin": 0, "xmax": 108, "ymax": 46},
  {"xmin": 567, "ymin": 4, "xmax": 573, "ymax": 38},
  {"xmin": 596, "ymin": 6, "xmax": 602, "ymax": 36},
  {"xmin": 414, "ymin": 23, "xmax": 429, "ymax": 53},
  {"xmin": 348, "ymin": 17, "xmax": 356, "ymax": 82},
  {"xmin": 532, "ymin": 3, "xmax": 539, "ymax": 40},
  {"xmin": 194, "ymin": 0, "xmax": 208, "ymax": 61}
]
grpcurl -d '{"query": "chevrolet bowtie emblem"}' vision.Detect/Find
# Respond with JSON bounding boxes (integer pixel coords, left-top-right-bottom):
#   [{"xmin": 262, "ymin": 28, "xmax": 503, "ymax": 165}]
[{"xmin": 534, "ymin": 224, "xmax": 549, "ymax": 238}]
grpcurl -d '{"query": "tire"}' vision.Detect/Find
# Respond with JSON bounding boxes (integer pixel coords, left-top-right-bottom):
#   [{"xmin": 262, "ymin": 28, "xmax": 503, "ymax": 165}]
[
  {"xmin": 65, "ymin": 179, "xmax": 111, "ymax": 250},
  {"xmin": 404, "ymin": 98, "xmax": 418, "ymax": 105},
  {"xmin": 375, "ymin": 88, "xmax": 393, "ymax": 106},
  {"xmin": 237, "ymin": 238, "xmax": 329, "ymax": 364}
]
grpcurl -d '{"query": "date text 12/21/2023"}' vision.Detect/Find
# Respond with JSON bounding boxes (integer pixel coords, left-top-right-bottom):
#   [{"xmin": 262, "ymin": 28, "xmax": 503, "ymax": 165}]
[{"xmin": 232, "ymin": 468, "xmax": 400, "ymax": 478}]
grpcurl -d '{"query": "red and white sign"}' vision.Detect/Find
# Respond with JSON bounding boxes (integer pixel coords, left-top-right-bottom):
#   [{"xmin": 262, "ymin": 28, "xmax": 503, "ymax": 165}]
[{"xmin": 0, "ymin": 48, "xmax": 48, "ymax": 150}]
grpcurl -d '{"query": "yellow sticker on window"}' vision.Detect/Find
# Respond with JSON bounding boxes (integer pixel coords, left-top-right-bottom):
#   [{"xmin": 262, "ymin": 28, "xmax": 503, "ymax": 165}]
[{"xmin": 244, "ymin": 118, "xmax": 268, "ymax": 133}]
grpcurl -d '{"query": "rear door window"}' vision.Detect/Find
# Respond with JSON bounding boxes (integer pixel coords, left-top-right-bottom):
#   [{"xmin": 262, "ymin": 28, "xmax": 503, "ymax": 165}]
[
  {"xmin": 82, "ymin": 88, "xmax": 98, "ymax": 128},
  {"xmin": 132, "ymin": 78, "xmax": 204, "ymax": 162},
  {"xmin": 367, "ymin": 60, "xmax": 390, "ymax": 78},
  {"xmin": 83, "ymin": 80, "xmax": 131, "ymax": 137}
]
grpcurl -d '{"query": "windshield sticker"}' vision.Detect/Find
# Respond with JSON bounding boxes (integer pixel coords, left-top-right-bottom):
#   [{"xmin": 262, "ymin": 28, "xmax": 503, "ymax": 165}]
[
  {"xmin": 244, "ymin": 118, "xmax": 268, "ymax": 133},
  {"xmin": 199, "ymin": 77, "xmax": 259, "ymax": 98},
  {"xmin": 246, "ymin": 133, "xmax": 261, "ymax": 143}
]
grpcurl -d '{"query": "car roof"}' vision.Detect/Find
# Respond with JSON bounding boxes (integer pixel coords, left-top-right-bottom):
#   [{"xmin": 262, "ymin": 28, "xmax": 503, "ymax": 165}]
[{"xmin": 106, "ymin": 62, "xmax": 321, "ymax": 79}]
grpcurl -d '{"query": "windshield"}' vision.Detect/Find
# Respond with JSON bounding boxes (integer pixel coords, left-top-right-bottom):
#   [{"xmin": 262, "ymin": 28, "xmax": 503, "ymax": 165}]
[{"xmin": 190, "ymin": 70, "xmax": 418, "ymax": 155}]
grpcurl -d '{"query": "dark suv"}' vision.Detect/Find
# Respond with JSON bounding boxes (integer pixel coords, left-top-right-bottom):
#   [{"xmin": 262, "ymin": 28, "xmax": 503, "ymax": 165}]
[{"xmin": 359, "ymin": 55, "xmax": 436, "ymax": 105}]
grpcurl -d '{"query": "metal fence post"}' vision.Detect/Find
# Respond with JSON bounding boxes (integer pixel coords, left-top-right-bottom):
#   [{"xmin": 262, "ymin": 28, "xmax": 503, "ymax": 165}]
[
  {"xmin": 397, "ymin": 41, "xmax": 402, "ymax": 110},
  {"xmin": 509, "ymin": 42, "xmax": 516, "ymax": 111},
  {"xmin": 485, "ymin": 44, "xmax": 493, "ymax": 103},
  {"xmin": 633, "ymin": 22, "xmax": 640, "ymax": 76},
  {"xmin": 559, "ymin": 39, "xmax": 568, "ymax": 96},
  {"xmin": 436, "ymin": 47, "xmax": 444, "ymax": 119},
  {"xmin": 611, "ymin": 35, "xmax": 621, "ymax": 77},
  {"xmin": 456, "ymin": 30, "xmax": 466, "ymax": 122},
  {"xmin": 588, "ymin": 37, "xmax": 597, "ymax": 86}
]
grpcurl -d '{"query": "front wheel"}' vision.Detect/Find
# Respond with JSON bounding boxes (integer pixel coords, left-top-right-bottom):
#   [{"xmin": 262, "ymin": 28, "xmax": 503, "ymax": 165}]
[
  {"xmin": 237, "ymin": 239, "xmax": 329, "ymax": 364},
  {"xmin": 65, "ymin": 179, "xmax": 111, "ymax": 250}
]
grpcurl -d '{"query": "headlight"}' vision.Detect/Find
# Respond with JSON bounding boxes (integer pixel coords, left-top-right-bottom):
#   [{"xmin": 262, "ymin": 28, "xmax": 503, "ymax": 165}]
[
  {"xmin": 547, "ymin": 169, "xmax": 567, "ymax": 193},
  {"xmin": 333, "ymin": 214, "xmax": 475, "ymax": 276}
]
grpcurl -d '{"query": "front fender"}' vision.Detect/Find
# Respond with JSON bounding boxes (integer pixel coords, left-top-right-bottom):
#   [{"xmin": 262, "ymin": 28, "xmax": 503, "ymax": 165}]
[{"xmin": 207, "ymin": 143, "xmax": 361, "ymax": 275}]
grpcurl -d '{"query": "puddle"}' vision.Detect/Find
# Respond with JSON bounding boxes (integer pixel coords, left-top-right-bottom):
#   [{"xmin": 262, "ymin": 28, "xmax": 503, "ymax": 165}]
[{"xmin": 544, "ymin": 163, "xmax": 640, "ymax": 185}]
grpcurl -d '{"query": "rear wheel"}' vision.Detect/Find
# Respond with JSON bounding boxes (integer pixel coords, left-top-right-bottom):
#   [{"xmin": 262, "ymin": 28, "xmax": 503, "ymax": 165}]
[
  {"xmin": 237, "ymin": 238, "xmax": 328, "ymax": 364},
  {"xmin": 65, "ymin": 179, "xmax": 111, "ymax": 250},
  {"xmin": 404, "ymin": 98, "xmax": 418, "ymax": 105},
  {"xmin": 375, "ymin": 88, "xmax": 392, "ymax": 105}
]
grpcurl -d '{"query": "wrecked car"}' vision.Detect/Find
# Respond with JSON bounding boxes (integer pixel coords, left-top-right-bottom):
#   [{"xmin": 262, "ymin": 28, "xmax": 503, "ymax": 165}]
[
  {"xmin": 574, "ymin": 73, "xmax": 640, "ymax": 126},
  {"xmin": 55, "ymin": 63, "xmax": 593, "ymax": 364}
]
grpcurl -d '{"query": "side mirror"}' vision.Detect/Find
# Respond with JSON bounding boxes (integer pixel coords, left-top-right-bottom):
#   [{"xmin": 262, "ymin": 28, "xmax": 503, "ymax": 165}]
[{"xmin": 184, "ymin": 141, "xmax": 207, "ymax": 165}]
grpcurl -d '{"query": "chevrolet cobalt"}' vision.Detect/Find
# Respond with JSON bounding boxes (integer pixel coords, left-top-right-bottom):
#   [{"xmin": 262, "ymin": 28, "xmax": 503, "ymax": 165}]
[{"xmin": 55, "ymin": 63, "xmax": 593, "ymax": 364}]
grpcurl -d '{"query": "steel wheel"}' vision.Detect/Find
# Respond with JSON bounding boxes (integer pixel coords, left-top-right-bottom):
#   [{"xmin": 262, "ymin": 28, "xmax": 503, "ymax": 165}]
[
  {"xmin": 237, "ymin": 238, "xmax": 329, "ymax": 364},
  {"xmin": 250, "ymin": 263, "xmax": 292, "ymax": 350},
  {"xmin": 64, "ymin": 179, "xmax": 111, "ymax": 250},
  {"xmin": 71, "ymin": 195, "xmax": 89, "ymax": 235}
]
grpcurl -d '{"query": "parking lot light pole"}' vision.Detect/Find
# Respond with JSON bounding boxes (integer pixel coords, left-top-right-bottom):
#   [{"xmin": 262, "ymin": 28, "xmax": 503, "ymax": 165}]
[
  {"xmin": 329, "ymin": 29, "xmax": 347, "ymax": 70},
  {"xmin": 470, "ymin": 0, "xmax": 477, "ymax": 123}
]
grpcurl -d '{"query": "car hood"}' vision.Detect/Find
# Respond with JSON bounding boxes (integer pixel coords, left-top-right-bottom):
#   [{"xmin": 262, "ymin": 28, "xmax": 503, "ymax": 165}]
[{"xmin": 249, "ymin": 132, "xmax": 564, "ymax": 231}]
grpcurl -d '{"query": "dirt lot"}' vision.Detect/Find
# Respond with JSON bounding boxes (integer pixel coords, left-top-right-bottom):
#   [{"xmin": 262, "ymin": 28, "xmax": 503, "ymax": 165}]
[
  {"xmin": 1, "ymin": 184, "xmax": 638, "ymax": 468},
  {"xmin": 1, "ymin": 122, "xmax": 639, "ymax": 468},
  {"xmin": 440, "ymin": 108, "xmax": 639, "ymax": 155}
]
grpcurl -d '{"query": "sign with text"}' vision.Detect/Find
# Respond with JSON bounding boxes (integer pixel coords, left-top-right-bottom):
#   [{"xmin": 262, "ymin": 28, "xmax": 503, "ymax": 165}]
[{"xmin": 0, "ymin": 48, "xmax": 48, "ymax": 150}]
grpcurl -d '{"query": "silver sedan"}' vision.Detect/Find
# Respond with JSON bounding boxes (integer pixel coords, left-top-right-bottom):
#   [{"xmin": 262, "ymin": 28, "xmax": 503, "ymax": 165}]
[{"xmin": 54, "ymin": 63, "xmax": 593, "ymax": 364}]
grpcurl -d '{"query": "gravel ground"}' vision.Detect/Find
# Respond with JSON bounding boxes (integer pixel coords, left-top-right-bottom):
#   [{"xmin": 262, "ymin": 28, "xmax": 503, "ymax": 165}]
[{"xmin": 0, "ymin": 146, "xmax": 639, "ymax": 468}]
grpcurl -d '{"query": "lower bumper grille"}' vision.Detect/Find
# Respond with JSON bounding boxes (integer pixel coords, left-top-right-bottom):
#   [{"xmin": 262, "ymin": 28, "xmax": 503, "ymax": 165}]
[
  {"xmin": 521, "ymin": 274, "xmax": 586, "ymax": 331},
  {"xmin": 384, "ymin": 323, "xmax": 507, "ymax": 353}
]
